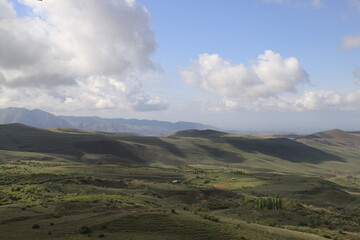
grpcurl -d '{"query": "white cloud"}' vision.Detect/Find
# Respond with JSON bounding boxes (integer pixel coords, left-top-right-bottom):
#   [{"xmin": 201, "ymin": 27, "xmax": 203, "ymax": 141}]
[
  {"xmin": 0, "ymin": 0, "xmax": 168, "ymax": 112},
  {"xmin": 132, "ymin": 95, "xmax": 169, "ymax": 111},
  {"xmin": 292, "ymin": 91, "xmax": 360, "ymax": 111},
  {"xmin": 0, "ymin": 76, "xmax": 168, "ymax": 113},
  {"xmin": 180, "ymin": 50, "xmax": 309, "ymax": 99},
  {"xmin": 215, "ymin": 90, "xmax": 360, "ymax": 112},
  {"xmin": 342, "ymin": 34, "xmax": 360, "ymax": 50},
  {"xmin": 263, "ymin": 0, "xmax": 323, "ymax": 9},
  {"xmin": 0, "ymin": 0, "xmax": 15, "ymax": 18}
]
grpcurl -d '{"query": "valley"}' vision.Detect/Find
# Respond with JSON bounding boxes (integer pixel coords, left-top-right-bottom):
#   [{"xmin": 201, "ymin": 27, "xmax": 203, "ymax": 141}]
[{"xmin": 0, "ymin": 124, "xmax": 359, "ymax": 239}]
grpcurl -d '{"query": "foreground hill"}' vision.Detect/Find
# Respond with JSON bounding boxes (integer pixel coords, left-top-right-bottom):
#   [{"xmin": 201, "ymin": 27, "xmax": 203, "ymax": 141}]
[
  {"xmin": 1, "ymin": 124, "xmax": 359, "ymax": 175},
  {"xmin": 0, "ymin": 107, "xmax": 215, "ymax": 135}
]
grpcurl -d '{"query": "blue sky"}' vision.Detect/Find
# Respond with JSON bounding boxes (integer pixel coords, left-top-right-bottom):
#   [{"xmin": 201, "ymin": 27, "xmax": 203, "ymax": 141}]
[
  {"xmin": 1, "ymin": 0, "xmax": 360, "ymax": 132},
  {"xmin": 139, "ymin": 0, "xmax": 358, "ymax": 89}
]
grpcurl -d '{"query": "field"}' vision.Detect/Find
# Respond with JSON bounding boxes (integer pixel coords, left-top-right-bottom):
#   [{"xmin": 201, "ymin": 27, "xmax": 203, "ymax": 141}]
[{"xmin": 0, "ymin": 125, "xmax": 360, "ymax": 239}]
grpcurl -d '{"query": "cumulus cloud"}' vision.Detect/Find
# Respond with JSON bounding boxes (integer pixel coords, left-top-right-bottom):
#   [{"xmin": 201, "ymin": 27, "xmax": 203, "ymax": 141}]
[
  {"xmin": 0, "ymin": 0, "xmax": 15, "ymax": 18},
  {"xmin": 291, "ymin": 91, "xmax": 360, "ymax": 111},
  {"xmin": 0, "ymin": 0, "xmax": 167, "ymax": 112},
  {"xmin": 132, "ymin": 95, "xmax": 169, "ymax": 111},
  {"xmin": 342, "ymin": 34, "xmax": 360, "ymax": 50},
  {"xmin": 180, "ymin": 50, "xmax": 309, "ymax": 99},
  {"xmin": 216, "ymin": 90, "xmax": 360, "ymax": 112},
  {"xmin": 0, "ymin": 76, "xmax": 167, "ymax": 113}
]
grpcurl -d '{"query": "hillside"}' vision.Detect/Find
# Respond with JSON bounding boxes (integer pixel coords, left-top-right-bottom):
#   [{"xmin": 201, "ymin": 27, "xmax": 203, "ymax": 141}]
[
  {"xmin": 0, "ymin": 124, "xmax": 359, "ymax": 175},
  {"xmin": 298, "ymin": 129, "xmax": 360, "ymax": 148},
  {"xmin": 1, "ymin": 124, "xmax": 360, "ymax": 239},
  {"xmin": 0, "ymin": 107, "xmax": 216, "ymax": 135}
]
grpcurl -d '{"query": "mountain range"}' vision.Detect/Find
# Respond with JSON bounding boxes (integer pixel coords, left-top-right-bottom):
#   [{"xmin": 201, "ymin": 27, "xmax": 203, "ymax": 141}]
[{"xmin": 0, "ymin": 107, "xmax": 215, "ymax": 135}]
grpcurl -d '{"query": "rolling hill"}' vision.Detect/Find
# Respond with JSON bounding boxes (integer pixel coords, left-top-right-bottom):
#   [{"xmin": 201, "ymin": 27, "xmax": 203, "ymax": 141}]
[
  {"xmin": 298, "ymin": 129, "xmax": 360, "ymax": 148},
  {"xmin": 1, "ymin": 123, "xmax": 359, "ymax": 175}
]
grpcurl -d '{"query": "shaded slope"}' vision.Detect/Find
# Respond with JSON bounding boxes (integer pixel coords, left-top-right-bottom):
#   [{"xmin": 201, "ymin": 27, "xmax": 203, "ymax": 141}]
[
  {"xmin": 169, "ymin": 129, "xmax": 227, "ymax": 138},
  {"xmin": 0, "ymin": 124, "xmax": 144, "ymax": 163},
  {"xmin": 223, "ymin": 137, "xmax": 344, "ymax": 163},
  {"xmin": 0, "ymin": 124, "xmax": 354, "ymax": 173}
]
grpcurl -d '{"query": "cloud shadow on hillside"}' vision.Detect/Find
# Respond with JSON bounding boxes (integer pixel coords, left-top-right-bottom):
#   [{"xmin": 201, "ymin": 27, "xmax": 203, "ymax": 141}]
[{"xmin": 222, "ymin": 137, "xmax": 345, "ymax": 164}]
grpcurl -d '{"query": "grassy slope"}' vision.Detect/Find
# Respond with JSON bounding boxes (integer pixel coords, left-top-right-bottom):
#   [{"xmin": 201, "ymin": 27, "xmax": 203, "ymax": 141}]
[{"xmin": 1, "ymin": 124, "xmax": 360, "ymax": 175}]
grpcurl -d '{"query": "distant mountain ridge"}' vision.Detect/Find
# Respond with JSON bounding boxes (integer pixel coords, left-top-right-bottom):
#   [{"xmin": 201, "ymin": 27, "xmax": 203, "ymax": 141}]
[
  {"xmin": 0, "ymin": 107, "xmax": 216, "ymax": 135},
  {"xmin": 0, "ymin": 107, "xmax": 72, "ymax": 129},
  {"xmin": 60, "ymin": 116, "xmax": 215, "ymax": 135}
]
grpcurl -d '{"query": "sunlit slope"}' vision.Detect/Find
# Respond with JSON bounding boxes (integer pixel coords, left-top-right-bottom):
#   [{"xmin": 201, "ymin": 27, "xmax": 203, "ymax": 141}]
[
  {"xmin": 298, "ymin": 129, "xmax": 360, "ymax": 148},
  {"xmin": 1, "ymin": 124, "xmax": 359, "ymax": 175},
  {"xmin": 296, "ymin": 129, "xmax": 360, "ymax": 175}
]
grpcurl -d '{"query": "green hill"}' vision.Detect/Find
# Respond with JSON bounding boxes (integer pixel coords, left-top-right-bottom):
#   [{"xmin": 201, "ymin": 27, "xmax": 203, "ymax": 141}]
[
  {"xmin": 1, "ymin": 124, "xmax": 359, "ymax": 175},
  {"xmin": 298, "ymin": 129, "xmax": 360, "ymax": 148}
]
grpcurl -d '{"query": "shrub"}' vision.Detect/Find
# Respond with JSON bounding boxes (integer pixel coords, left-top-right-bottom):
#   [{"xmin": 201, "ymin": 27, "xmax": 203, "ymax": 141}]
[
  {"xmin": 79, "ymin": 226, "xmax": 90, "ymax": 234},
  {"xmin": 183, "ymin": 205, "xmax": 190, "ymax": 211},
  {"xmin": 322, "ymin": 233, "xmax": 331, "ymax": 239},
  {"xmin": 51, "ymin": 212, "xmax": 62, "ymax": 218},
  {"xmin": 197, "ymin": 211, "xmax": 219, "ymax": 222},
  {"xmin": 98, "ymin": 233, "xmax": 105, "ymax": 238},
  {"xmin": 262, "ymin": 219, "xmax": 277, "ymax": 227},
  {"xmin": 32, "ymin": 224, "xmax": 40, "ymax": 229}
]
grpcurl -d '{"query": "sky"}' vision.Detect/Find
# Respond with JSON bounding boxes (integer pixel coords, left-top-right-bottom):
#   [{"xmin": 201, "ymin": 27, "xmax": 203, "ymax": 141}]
[{"xmin": 0, "ymin": 0, "xmax": 360, "ymax": 132}]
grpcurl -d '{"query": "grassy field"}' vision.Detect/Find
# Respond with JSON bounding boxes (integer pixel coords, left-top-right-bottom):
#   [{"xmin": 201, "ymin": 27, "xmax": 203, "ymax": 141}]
[
  {"xmin": 1, "ymin": 124, "xmax": 360, "ymax": 239},
  {"xmin": 0, "ymin": 160, "xmax": 359, "ymax": 239}
]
